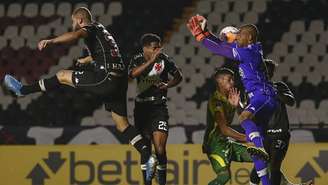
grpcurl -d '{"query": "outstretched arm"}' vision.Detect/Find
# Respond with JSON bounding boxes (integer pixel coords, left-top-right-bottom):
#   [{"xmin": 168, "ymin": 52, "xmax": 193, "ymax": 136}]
[
  {"xmin": 38, "ymin": 29, "xmax": 88, "ymax": 51},
  {"xmin": 187, "ymin": 15, "xmax": 240, "ymax": 61},
  {"xmin": 202, "ymin": 33, "xmax": 239, "ymax": 61}
]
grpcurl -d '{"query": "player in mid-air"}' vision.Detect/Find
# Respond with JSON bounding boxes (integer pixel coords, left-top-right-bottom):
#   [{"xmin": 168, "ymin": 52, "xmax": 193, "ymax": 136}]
[
  {"xmin": 204, "ymin": 67, "xmax": 266, "ymax": 185},
  {"xmin": 187, "ymin": 15, "xmax": 277, "ymax": 185},
  {"xmin": 215, "ymin": 27, "xmax": 312, "ymax": 185},
  {"xmin": 4, "ymin": 7, "xmax": 156, "ymax": 180},
  {"xmin": 129, "ymin": 33, "xmax": 183, "ymax": 185},
  {"xmin": 249, "ymin": 59, "xmax": 313, "ymax": 185}
]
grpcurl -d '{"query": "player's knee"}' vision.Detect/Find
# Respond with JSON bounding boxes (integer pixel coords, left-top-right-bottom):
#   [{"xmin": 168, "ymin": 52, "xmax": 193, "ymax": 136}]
[
  {"xmin": 116, "ymin": 123, "xmax": 129, "ymax": 133},
  {"xmin": 56, "ymin": 70, "xmax": 68, "ymax": 83},
  {"xmin": 112, "ymin": 112, "xmax": 129, "ymax": 132},
  {"xmin": 210, "ymin": 169, "xmax": 230, "ymax": 185},
  {"xmin": 155, "ymin": 145, "xmax": 166, "ymax": 155}
]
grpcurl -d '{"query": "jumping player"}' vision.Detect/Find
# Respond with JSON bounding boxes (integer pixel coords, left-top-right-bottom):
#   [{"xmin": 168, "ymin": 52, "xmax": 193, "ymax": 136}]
[
  {"xmin": 129, "ymin": 33, "xmax": 183, "ymax": 185},
  {"xmin": 204, "ymin": 67, "xmax": 265, "ymax": 185},
  {"xmin": 4, "ymin": 7, "xmax": 156, "ymax": 180},
  {"xmin": 187, "ymin": 15, "xmax": 277, "ymax": 185},
  {"xmin": 249, "ymin": 59, "xmax": 313, "ymax": 185}
]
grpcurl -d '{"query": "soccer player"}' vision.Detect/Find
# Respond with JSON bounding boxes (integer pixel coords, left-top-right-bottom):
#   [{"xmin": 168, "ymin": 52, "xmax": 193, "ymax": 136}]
[
  {"xmin": 249, "ymin": 59, "xmax": 313, "ymax": 185},
  {"xmin": 187, "ymin": 15, "xmax": 277, "ymax": 185},
  {"xmin": 129, "ymin": 33, "xmax": 183, "ymax": 185},
  {"xmin": 4, "ymin": 7, "xmax": 156, "ymax": 180},
  {"xmin": 204, "ymin": 67, "xmax": 263, "ymax": 185}
]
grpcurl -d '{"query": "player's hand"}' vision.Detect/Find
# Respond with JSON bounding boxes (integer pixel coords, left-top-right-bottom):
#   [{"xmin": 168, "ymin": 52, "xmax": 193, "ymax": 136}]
[
  {"xmin": 228, "ymin": 88, "xmax": 240, "ymax": 107},
  {"xmin": 75, "ymin": 57, "xmax": 88, "ymax": 67},
  {"xmin": 75, "ymin": 59, "xmax": 85, "ymax": 68},
  {"xmin": 156, "ymin": 82, "xmax": 168, "ymax": 90},
  {"xmin": 186, "ymin": 15, "xmax": 209, "ymax": 42},
  {"xmin": 148, "ymin": 47, "xmax": 163, "ymax": 63},
  {"xmin": 38, "ymin": 39, "xmax": 53, "ymax": 51}
]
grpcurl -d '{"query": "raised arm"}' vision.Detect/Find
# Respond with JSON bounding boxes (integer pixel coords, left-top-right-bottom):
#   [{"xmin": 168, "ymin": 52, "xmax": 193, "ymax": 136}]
[
  {"xmin": 129, "ymin": 48, "xmax": 162, "ymax": 78},
  {"xmin": 38, "ymin": 29, "xmax": 88, "ymax": 51},
  {"xmin": 202, "ymin": 33, "xmax": 237, "ymax": 60},
  {"xmin": 187, "ymin": 15, "xmax": 240, "ymax": 61}
]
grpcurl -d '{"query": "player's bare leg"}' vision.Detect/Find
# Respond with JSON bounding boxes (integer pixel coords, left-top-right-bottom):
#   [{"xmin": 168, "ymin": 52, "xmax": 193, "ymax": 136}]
[{"xmin": 152, "ymin": 131, "xmax": 168, "ymax": 185}]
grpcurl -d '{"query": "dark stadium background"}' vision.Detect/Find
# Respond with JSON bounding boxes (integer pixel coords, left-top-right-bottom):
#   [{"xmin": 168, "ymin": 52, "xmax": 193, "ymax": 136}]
[{"xmin": 0, "ymin": 1, "xmax": 327, "ymax": 184}]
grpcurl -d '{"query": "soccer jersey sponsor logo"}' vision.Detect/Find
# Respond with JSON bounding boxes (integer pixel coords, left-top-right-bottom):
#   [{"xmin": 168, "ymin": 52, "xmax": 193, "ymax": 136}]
[{"xmin": 267, "ymin": 129, "xmax": 283, "ymax": 134}]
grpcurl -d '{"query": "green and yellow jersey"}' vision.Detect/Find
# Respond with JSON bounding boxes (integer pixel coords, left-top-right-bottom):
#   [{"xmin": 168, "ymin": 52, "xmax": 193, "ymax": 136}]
[{"xmin": 203, "ymin": 90, "xmax": 236, "ymax": 148}]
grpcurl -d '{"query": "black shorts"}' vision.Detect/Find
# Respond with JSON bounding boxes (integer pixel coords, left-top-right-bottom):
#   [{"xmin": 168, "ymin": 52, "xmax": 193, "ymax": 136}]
[
  {"xmin": 264, "ymin": 132, "xmax": 290, "ymax": 163},
  {"xmin": 134, "ymin": 102, "xmax": 169, "ymax": 137},
  {"xmin": 72, "ymin": 70, "xmax": 128, "ymax": 117}
]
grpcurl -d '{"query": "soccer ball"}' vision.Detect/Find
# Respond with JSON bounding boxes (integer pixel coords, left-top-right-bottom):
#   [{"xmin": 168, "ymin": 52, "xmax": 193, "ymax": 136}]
[{"xmin": 219, "ymin": 26, "xmax": 239, "ymax": 43}]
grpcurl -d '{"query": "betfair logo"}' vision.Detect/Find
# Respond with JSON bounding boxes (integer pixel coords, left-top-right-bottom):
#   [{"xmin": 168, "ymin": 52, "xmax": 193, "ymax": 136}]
[
  {"xmin": 296, "ymin": 150, "xmax": 328, "ymax": 184},
  {"xmin": 26, "ymin": 152, "xmax": 66, "ymax": 185}
]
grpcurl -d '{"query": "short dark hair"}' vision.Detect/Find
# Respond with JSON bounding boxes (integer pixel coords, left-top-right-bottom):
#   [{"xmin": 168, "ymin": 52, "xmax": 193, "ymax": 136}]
[
  {"xmin": 214, "ymin": 67, "xmax": 234, "ymax": 79},
  {"xmin": 140, "ymin": 33, "xmax": 161, "ymax": 47},
  {"xmin": 72, "ymin": 7, "xmax": 93, "ymax": 22}
]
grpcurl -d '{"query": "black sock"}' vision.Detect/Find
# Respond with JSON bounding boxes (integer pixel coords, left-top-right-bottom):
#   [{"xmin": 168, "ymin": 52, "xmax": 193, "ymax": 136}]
[
  {"xmin": 141, "ymin": 170, "xmax": 152, "ymax": 185},
  {"xmin": 271, "ymin": 170, "xmax": 282, "ymax": 185},
  {"xmin": 250, "ymin": 167, "xmax": 260, "ymax": 184},
  {"xmin": 122, "ymin": 125, "xmax": 150, "ymax": 163},
  {"xmin": 140, "ymin": 139, "xmax": 152, "ymax": 185},
  {"xmin": 21, "ymin": 83, "xmax": 41, "ymax": 95},
  {"xmin": 156, "ymin": 152, "xmax": 167, "ymax": 185},
  {"xmin": 21, "ymin": 76, "xmax": 60, "ymax": 95}
]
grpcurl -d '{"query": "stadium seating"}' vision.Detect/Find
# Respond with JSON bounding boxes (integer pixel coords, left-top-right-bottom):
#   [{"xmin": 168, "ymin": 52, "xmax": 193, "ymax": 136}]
[{"xmin": 0, "ymin": 0, "xmax": 327, "ymax": 144}]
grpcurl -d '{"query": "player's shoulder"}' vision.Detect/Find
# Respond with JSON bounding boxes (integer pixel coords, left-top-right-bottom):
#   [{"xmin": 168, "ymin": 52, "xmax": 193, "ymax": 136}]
[
  {"xmin": 131, "ymin": 53, "xmax": 144, "ymax": 61},
  {"xmin": 237, "ymin": 42, "xmax": 262, "ymax": 51},
  {"xmin": 82, "ymin": 22, "xmax": 100, "ymax": 33},
  {"xmin": 89, "ymin": 22, "xmax": 108, "ymax": 31},
  {"xmin": 93, "ymin": 22, "xmax": 105, "ymax": 28},
  {"xmin": 210, "ymin": 91, "xmax": 229, "ymax": 111},
  {"xmin": 158, "ymin": 53, "xmax": 171, "ymax": 61},
  {"xmin": 274, "ymin": 81, "xmax": 291, "ymax": 92},
  {"xmin": 211, "ymin": 90, "xmax": 225, "ymax": 103},
  {"xmin": 83, "ymin": 22, "xmax": 97, "ymax": 29},
  {"xmin": 274, "ymin": 81, "xmax": 289, "ymax": 88}
]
